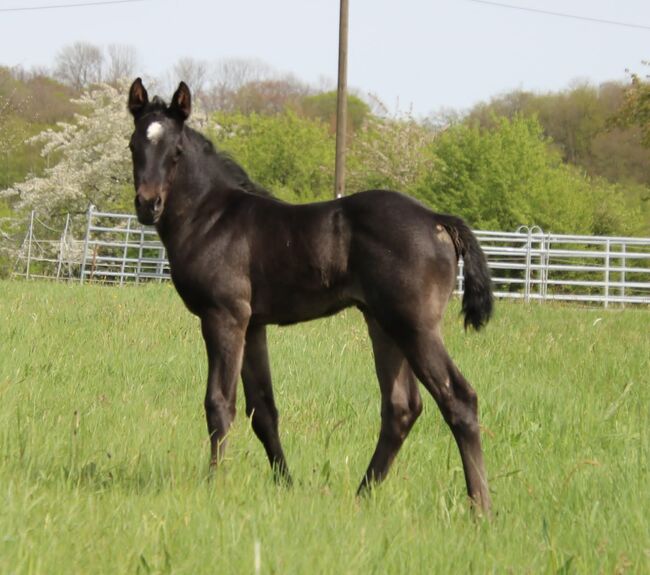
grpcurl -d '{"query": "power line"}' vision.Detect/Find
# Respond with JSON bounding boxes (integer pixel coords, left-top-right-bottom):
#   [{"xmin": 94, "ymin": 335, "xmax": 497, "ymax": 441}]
[
  {"xmin": 466, "ymin": 0, "xmax": 650, "ymax": 32},
  {"xmin": 0, "ymin": 0, "xmax": 150, "ymax": 13}
]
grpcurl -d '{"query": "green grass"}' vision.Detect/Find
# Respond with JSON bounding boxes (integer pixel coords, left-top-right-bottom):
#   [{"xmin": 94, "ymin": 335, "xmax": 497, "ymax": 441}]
[{"xmin": 0, "ymin": 281, "xmax": 648, "ymax": 574}]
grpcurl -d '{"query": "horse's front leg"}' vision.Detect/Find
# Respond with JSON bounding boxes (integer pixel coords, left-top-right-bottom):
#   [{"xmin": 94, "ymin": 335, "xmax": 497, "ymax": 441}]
[
  {"xmin": 241, "ymin": 324, "xmax": 292, "ymax": 485},
  {"xmin": 200, "ymin": 306, "xmax": 250, "ymax": 469}
]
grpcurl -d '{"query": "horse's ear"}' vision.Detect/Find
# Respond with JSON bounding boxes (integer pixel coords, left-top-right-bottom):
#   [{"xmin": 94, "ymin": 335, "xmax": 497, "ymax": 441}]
[
  {"xmin": 170, "ymin": 81, "xmax": 191, "ymax": 122},
  {"xmin": 128, "ymin": 78, "xmax": 149, "ymax": 121}
]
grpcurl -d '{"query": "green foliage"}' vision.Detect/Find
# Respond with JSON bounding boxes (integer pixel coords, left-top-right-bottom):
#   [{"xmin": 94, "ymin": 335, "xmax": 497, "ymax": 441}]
[
  {"xmin": 0, "ymin": 63, "xmax": 646, "ymax": 238},
  {"xmin": 0, "ymin": 67, "xmax": 78, "ymax": 189},
  {"xmin": 0, "ymin": 201, "xmax": 16, "ymax": 278},
  {"xmin": 413, "ymin": 115, "xmax": 644, "ymax": 234},
  {"xmin": 466, "ymin": 82, "xmax": 650, "ymax": 183},
  {"xmin": 3, "ymin": 83, "xmax": 134, "ymax": 221},
  {"xmin": 300, "ymin": 91, "xmax": 370, "ymax": 132},
  {"xmin": 0, "ymin": 282, "xmax": 648, "ymax": 573},
  {"xmin": 615, "ymin": 64, "xmax": 650, "ymax": 147},
  {"xmin": 0, "ymin": 117, "xmax": 48, "ymax": 189},
  {"xmin": 465, "ymin": 82, "xmax": 650, "ymax": 232},
  {"xmin": 0, "ymin": 67, "xmax": 78, "ymax": 124},
  {"xmin": 209, "ymin": 110, "xmax": 335, "ymax": 202}
]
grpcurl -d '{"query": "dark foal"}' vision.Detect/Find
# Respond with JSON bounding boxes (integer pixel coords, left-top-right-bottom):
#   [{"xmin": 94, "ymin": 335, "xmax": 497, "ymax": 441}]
[{"xmin": 127, "ymin": 78, "xmax": 494, "ymax": 512}]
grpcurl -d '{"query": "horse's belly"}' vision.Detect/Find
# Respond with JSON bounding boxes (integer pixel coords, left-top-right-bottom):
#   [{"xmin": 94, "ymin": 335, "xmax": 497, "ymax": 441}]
[{"xmin": 251, "ymin": 286, "xmax": 358, "ymax": 326}]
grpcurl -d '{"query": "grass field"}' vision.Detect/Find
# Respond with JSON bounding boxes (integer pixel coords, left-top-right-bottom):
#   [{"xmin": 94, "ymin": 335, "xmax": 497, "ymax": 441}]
[{"xmin": 0, "ymin": 280, "xmax": 648, "ymax": 574}]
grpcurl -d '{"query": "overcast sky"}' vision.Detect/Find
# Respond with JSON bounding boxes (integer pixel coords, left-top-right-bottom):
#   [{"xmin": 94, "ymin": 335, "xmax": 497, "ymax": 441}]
[{"xmin": 1, "ymin": 0, "xmax": 648, "ymax": 116}]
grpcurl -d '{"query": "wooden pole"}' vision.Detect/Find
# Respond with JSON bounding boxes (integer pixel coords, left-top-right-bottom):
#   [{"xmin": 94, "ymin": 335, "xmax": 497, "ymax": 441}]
[{"xmin": 334, "ymin": 0, "xmax": 349, "ymax": 199}]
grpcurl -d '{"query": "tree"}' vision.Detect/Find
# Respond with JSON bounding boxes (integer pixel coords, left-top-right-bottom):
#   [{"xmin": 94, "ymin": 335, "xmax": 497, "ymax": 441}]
[
  {"xmin": 172, "ymin": 57, "xmax": 208, "ymax": 96},
  {"xmin": 210, "ymin": 110, "xmax": 335, "ymax": 201},
  {"xmin": 54, "ymin": 42, "xmax": 104, "ymax": 90},
  {"xmin": 616, "ymin": 62, "xmax": 650, "ymax": 147},
  {"xmin": 105, "ymin": 44, "xmax": 138, "ymax": 85},
  {"xmin": 300, "ymin": 91, "xmax": 370, "ymax": 132},
  {"xmin": 203, "ymin": 58, "xmax": 274, "ymax": 112},
  {"xmin": 468, "ymin": 84, "xmax": 609, "ymax": 165},
  {"xmin": 464, "ymin": 82, "xmax": 650, "ymax": 234},
  {"xmin": 0, "ymin": 67, "xmax": 80, "ymax": 189},
  {"xmin": 0, "ymin": 95, "xmax": 32, "ymax": 189},
  {"xmin": 413, "ymin": 115, "xmax": 643, "ymax": 235},
  {"xmin": 348, "ymin": 112, "xmax": 435, "ymax": 193},
  {"xmin": 229, "ymin": 77, "xmax": 310, "ymax": 115},
  {"xmin": 2, "ymin": 83, "xmax": 133, "ymax": 219}
]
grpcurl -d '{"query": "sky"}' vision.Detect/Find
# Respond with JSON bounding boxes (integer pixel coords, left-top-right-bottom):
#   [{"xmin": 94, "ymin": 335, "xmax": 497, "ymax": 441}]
[{"xmin": 0, "ymin": 0, "xmax": 649, "ymax": 117}]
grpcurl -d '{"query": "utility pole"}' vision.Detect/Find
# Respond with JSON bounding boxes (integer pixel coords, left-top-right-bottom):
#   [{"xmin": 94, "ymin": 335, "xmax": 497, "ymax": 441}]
[{"xmin": 334, "ymin": 0, "xmax": 349, "ymax": 199}]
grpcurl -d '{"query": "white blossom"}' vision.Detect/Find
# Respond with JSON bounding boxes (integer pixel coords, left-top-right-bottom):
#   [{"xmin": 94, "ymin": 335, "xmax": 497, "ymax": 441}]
[
  {"xmin": 2, "ymin": 82, "xmax": 133, "ymax": 219},
  {"xmin": 2, "ymin": 81, "xmax": 210, "ymax": 222}
]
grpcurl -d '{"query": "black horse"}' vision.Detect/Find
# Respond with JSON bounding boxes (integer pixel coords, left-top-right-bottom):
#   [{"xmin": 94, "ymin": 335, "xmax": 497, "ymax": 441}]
[{"xmin": 127, "ymin": 78, "xmax": 494, "ymax": 512}]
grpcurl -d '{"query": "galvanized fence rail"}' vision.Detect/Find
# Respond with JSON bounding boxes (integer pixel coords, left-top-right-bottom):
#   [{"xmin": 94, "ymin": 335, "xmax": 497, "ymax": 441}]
[
  {"xmin": 469, "ymin": 227, "xmax": 650, "ymax": 307},
  {"xmin": 13, "ymin": 206, "xmax": 650, "ymax": 307},
  {"xmin": 11, "ymin": 211, "xmax": 79, "ymax": 281},
  {"xmin": 79, "ymin": 207, "xmax": 169, "ymax": 285}
]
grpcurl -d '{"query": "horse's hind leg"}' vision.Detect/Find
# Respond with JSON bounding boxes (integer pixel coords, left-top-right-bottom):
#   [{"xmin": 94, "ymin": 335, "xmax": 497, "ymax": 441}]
[
  {"xmin": 406, "ymin": 331, "xmax": 491, "ymax": 512},
  {"xmin": 241, "ymin": 325, "xmax": 292, "ymax": 485},
  {"xmin": 201, "ymin": 307, "xmax": 249, "ymax": 469},
  {"xmin": 358, "ymin": 315, "xmax": 423, "ymax": 494}
]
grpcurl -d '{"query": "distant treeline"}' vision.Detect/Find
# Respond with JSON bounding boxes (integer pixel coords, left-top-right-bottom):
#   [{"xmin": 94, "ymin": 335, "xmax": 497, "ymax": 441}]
[{"xmin": 1, "ymin": 51, "xmax": 649, "ymax": 237}]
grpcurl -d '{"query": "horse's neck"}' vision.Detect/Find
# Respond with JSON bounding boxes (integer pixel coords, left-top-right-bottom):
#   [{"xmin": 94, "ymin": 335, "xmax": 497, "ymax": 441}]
[{"xmin": 156, "ymin": 153, "xmax": 232, "ymax": 251}]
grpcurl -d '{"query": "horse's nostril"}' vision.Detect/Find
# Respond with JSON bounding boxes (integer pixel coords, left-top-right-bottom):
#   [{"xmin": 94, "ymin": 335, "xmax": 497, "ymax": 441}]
[
  {"xmin": 135, "ymin": 194, "xmax": 142, "ymax": 208},
  {"xmin": 154, "ymin": 196, "xmax": 163, "ymax": 211}
]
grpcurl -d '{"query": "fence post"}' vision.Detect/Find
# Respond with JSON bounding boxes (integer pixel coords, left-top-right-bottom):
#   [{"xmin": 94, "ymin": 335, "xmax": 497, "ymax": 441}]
[
  {"xmin": 620, "ymin": 243, "xmax": 626, "ymax": 308},
  {"xmin": 604, "ymin": 238, "xmax": 611, "ymax": 308},
  {"xmin": 529, "ymin": 226, "xmax": 544, "ymax": 302},
  {"xmin": 119, "ymin": 216, "xmax": 133, "ymax": 287},
  {"xmin": 80, "ymin": 205, "xmax": 94, "ymax": 284},
  {"xmin": 56, "ymin": 213, "xmax": 71, "ymax": 280},
  {"xmin": 136, "ymin": 226, "xmax": 144, "ymax": 284},
  {"xmin": 157, "ymin": 245, "xmax": 166, "ymax": 282},
  {"xmin": 542, "ymin": 233, "xmax": 551, "ymax": 301},
  {"xmin": 25, "ymin": 210, "xmax": 35, "ymax": 280},
  {"xmin": 524, "ymin": 228, "xmax": 532, "ymax": 303}
]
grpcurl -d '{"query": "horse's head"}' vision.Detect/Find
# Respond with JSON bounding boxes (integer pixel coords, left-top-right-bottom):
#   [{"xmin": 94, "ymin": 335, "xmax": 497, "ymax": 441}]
[{"xmin": 127, "ymin": 78, "xmax": 192, "ymax": 225}]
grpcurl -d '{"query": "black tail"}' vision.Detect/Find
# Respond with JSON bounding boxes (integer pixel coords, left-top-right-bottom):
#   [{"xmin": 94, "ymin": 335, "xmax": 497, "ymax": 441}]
[{"xmin": 439, "ymin": 215, "xmax": 493, "ymax": 330}]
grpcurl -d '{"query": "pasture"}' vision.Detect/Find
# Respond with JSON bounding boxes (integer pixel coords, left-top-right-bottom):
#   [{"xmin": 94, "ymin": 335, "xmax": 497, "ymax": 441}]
[{"xmin": 0, "ymin": 281, "xmax": 648, "ymax": 574}]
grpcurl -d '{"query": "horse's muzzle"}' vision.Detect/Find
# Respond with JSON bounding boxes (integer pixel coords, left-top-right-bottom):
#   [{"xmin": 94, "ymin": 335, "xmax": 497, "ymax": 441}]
[{"xmin": 135, "ymin": 187, "xmax": 164, "ymax": 225}]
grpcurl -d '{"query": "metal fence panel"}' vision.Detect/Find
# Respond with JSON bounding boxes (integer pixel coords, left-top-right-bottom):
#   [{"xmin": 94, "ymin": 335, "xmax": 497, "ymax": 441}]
[
  {"xmin": 474, "ymin": 227, "xmax": 650, "ymax": 307},
  {"xmin": 12, "ymin": 207, "xmax": 650, "ymax": 307},
  {"xmin": 79, "ymin": 206, "xmax": 170, "ymax": 284}
]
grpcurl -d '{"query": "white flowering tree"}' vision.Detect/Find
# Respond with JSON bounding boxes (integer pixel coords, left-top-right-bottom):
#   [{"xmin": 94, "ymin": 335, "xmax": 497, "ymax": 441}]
[
  {"xmin": 348, "ymin": 110, "xmax": 436, "ymax": 194},
  {"xmin": 3, "ymin": 82, "xmax": 134, "ymax": 220}
]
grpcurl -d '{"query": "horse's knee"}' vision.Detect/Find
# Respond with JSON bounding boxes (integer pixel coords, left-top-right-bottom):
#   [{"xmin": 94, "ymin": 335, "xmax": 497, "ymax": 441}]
[
  {"xmin": 245, "ymin": 394, "xmax": 279, "ymax": 442},
  {"xmin": 456, "ymin": 377, "xmax": 478, "ymax": 412},
  {"xmin": 384, "ymin": 397, "xmax": 421, "ymax": 442},
  {"xmin": 440, "ymin": 393, "xmax": 480, "ymax": 439},
  {"xmin": 245, "ymin": 391, "xmax": 277, "ymax": 419},
  {"xmin": 205, "ymin": 391, "xmax": 235, "ymax": 424}
]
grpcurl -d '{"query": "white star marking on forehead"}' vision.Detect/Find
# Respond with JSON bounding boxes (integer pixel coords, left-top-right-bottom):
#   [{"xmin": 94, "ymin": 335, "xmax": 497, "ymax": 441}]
[{"xmin": 146, "ymin": 122, "xmax": 165, "ymax": 144}]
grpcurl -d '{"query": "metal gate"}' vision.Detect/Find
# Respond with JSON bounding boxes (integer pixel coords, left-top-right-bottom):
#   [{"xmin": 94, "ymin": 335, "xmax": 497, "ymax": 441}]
[{"xmin": 12, "ymin": 205, "xmax": 650, "ymax": 307}]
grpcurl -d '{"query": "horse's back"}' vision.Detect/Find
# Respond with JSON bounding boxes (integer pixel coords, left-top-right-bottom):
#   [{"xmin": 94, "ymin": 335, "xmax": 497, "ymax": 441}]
[{"xmin": 341, "ymin": 190, "xmax": 459, "ymax": 274}]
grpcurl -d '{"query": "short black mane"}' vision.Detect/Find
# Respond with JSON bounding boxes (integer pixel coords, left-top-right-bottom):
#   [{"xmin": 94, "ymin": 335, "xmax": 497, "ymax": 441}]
[
  {"xmin": 182, "ymin": 117, "xmax": 272, "ymax": 198},
  {"xmin": 142, "ymin": 96, "xmax": 168, "ymax": 116}
]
